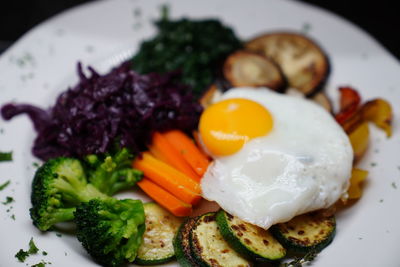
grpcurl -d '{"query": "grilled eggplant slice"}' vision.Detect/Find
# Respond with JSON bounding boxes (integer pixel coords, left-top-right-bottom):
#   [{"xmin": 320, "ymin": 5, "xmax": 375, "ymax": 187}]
[
  {"xmin": 223, "ymin": 50, "xmax": 286, "ymax": 91},
  {"xmin": 245, "ymin": 32, "xmax": 330, "ymax": 95},
  {"xmin": 310, "ymin": 92, "xmax": 333, "ymax": 113},
  {"xmin": 216, "ymin": 210, "xmax": 286, "ymax": 262},
  {"xmin": 174, "ymin": 218, "xmax": 201, "ymax": 267},
  {"xmin": 190, "ymin": 212, "xmax": 252, "ymax": 267},
  {"xmin": 270, "ymin": 212, "xmax": 336, "ymax": 254},
  {"xmin": 135, "ymin": 203, "xmax": 183, "ymax": 265}
]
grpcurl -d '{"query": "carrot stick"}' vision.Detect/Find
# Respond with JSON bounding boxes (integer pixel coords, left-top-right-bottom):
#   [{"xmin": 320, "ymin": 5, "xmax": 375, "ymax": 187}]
[
  {"xmin": 149, "ymin": 132, "xmax": 201, "ymax": 182},
  {"xmin": 137, "ymin": 178, "xmax": 193, "ymax": 217},
  {"xmin": 133, "ymin": 152, "xmax": 201, "ymax": 205},
  {"xmin": 163, "ymin": 130, "xmax": 210, "ymax": 176},
  {"xmin": 192, "ymin": 130, "xmax": 210, "ymax": 159}
]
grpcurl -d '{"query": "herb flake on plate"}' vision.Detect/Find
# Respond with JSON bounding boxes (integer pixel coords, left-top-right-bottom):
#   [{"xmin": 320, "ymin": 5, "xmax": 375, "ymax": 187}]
[
  {"xmin": 0, "ymin": 180, "xmax": 10, "ymax": 191},
  {"xmin": 0, "ymin": 151, "xmax": 12, "ymax": 162}
]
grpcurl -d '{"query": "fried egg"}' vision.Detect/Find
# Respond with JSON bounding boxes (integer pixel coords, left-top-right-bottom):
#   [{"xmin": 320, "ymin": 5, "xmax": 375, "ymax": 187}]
[{"xmin": 199, "ymin": 87, "xmax": 353, "ymax": 229}]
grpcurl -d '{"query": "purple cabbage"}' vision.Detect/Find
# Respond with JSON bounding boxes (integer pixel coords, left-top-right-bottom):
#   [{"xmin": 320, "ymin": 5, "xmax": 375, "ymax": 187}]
[{"xmin": 1, "ymin": 62, "xmax": 202, "ymax": 160}]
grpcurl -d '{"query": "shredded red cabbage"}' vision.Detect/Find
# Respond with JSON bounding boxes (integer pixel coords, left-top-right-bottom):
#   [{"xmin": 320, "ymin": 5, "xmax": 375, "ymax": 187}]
[{"xmin": 1, "ymin": 62, "xmax": 202, "ymax": 160}]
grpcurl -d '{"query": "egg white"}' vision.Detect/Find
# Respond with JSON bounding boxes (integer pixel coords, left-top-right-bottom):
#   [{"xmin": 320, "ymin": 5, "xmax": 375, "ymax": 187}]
[{"xmin": 200, "ymin": 87, "xmax": 353, "ymax": 229}]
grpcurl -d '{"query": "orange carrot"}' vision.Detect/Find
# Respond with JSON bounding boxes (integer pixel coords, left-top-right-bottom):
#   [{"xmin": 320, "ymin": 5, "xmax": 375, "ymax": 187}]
[
  {"xmin": 133, "ymin": 152, "xmax": 201, "ymax": 205},
  {"xmin": 137, "ymin": 178, "xmax": 193, "ymax": 217},
  {"xmin": 149, "ymin": 132, "xmax": 200, "ymax": 182},
  {"xmin": 192, "ymin": 130, "xmax": 210, "ymax": 159},
  {"xmin": 163, "ymin": 130, "xmax": 210, "ymax": 177}
]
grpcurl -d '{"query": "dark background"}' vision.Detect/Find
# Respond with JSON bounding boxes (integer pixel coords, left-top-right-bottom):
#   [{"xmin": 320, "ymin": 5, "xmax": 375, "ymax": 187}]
[{"xmin": 0, "ymin": 1, "xmax": 399, "ymax": 60}]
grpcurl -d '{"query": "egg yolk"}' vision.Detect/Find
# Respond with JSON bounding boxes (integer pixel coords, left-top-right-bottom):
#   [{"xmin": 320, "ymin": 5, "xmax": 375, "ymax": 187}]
[{"xmin": 199, "ymin": 98, "xmax": 273, "ymax": 156}]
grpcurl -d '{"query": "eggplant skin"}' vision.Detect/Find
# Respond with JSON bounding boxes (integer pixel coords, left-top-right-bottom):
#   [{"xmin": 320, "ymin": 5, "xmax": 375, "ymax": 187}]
[{"xmin": 245, "ymin": 32, "xmax": 331, "ymax": 96}]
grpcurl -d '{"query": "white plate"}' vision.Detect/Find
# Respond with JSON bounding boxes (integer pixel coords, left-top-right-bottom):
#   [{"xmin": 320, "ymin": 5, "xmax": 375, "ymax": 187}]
[{"xmin": 0, "ymin": 0, "xmax": 399, "ymax": 266}]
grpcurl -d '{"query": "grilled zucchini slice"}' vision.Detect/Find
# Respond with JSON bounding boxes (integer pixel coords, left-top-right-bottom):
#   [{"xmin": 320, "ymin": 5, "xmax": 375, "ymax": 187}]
[
  {"xmin": 190, "ymin": 212, "xmax": 252, "ymax": 267},
  {"xmin": 216, "ymin": 210, "xmax": 286, "ymax": 262},
  {"xmin": 135, "ymin": 202, "xmax": 183, "ymax": 265},
  {"xmin": 270, "ymin": 212, "xmax": 336, "ymax": 254},
  {"xmin": 173, "ymin": 217, "xmax": 201, "ymax": 267},
  {"xmin": 223, "ymin": 50, "xmax": 286, "ymax": 91},
  {"xmin": 245, "ymin": 32, "xmax": 330, "ymax": 96}
]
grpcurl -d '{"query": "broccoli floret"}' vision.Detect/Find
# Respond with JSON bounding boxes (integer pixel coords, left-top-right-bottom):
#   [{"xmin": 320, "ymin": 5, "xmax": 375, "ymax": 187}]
[
  {"xmin": 75, "ymin": 198, "xmax": 145, "ymax": 267},
  {"xmin": 84, "ymin": 148, "xmax": 143, "ymax": 196},
  {"xmin": 30, "ymin": 157, "xmax": 108, "ymax": 231}
]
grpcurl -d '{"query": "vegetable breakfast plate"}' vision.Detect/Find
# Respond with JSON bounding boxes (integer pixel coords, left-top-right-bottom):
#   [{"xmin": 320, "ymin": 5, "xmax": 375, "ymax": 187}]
[{"xmin": 0, "ymin": 0, "xmax": 399, "ymax": 266}]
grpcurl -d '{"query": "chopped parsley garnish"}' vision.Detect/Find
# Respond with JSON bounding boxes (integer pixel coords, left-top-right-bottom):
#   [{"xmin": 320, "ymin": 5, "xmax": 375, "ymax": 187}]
[
  {"xmin": 15, "ymin": 249, "xmax": 30, "ymax": 262},
  {"xmin": 32, "ymin": 162, "xmax": 40, "ymax": 168},
  {"xmin": 280, "ymin": 250, "xmax": 318, "ymax": 267},
  {"xmin": 302, "ymin": 22, "xmax": 312, "ymax": 33},
  {"xmin": 28, "ymin": 238, "xmax": 39, "ymax": 254},
  {"xmin": 2, "ymin": 196, "xmax": 14, "ymax": 205},
  {"xmin": 0, "ymin": 180, "xmax": 10, "ymax": 191},
  {"xmin": 391, "ymin": 182, "xmax": 397, "ymax": 189},
  {"xmin": 31, "ymin": 261, "xmax": 48, "ymax": 267},
  {"xmin": 0, "ymin": 151, "xmax": 12, "ymax": 162},
  {"xmin": 14, "ymin": 238, "xmax": 39, "ymax": 262}
]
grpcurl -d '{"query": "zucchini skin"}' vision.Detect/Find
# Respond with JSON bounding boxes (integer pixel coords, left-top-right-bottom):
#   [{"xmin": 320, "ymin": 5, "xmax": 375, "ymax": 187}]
[
  {"xmin": 190, "ymin": 212, "xmax": 215, "ymax": 267},
  {"xmin": 135, "ymin": 202, "xmax": 182, "ymax": 265},
  {"xmin": 135, "ymin": 255, "xmax": 175, "ymax": 266},
  {"xmin": 173, "ymin": 217, "xmax": 201, "ymax": 267},
  {"xmin": 190, "ymin": 212, "xmax": 252, "ymax": 267},
  {"xmin": 270, "ymin": 213, "xmax": 336, "ymax": 254},
  {"xmin": 216, "ymin": 210, "xmax": 285, "ymax": 263}
]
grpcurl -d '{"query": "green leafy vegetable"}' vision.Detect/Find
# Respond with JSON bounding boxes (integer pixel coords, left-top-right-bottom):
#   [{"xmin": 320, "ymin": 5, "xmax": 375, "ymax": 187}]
[
  {"xmin": 0, "ymin": 151, "xmax": 12, "ymax": 162},
  {"xmin": 132, "ymin": 17, "xmax": 242, "ymax": 96}
]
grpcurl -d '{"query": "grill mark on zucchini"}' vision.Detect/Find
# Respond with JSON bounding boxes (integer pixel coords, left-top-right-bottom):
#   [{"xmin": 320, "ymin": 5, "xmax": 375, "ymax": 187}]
[
  {"xmin": 216, "ymin": 210, "xmax": 286, "ymax": 262},
  {"xmin": 190, "ymin": 212, "xmax": 251, "ymax": 267},
  {"xmin": 173, "ymin": 217, "xmax": 200, "ymax": 267},
  {"xmin": 270, "ymin": 211, "xmax": 336, "ymax": 254},
  {"xmin": 135, "ymin": 202, "xmax": 183, "ymax": 265}
]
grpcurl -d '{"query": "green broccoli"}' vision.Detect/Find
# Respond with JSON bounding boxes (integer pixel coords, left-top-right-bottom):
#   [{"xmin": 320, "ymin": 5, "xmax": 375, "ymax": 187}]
[
  {"xmin": 74, "ymin": 198, "xmax": 145, "ymax": 267},
  {"xmin": 84, "ymin": 148, "xmax": 143, "ymax": 195},
  {"xmin": 30, "ymin": 157, "xmax": 108, "ymax": 231}
]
